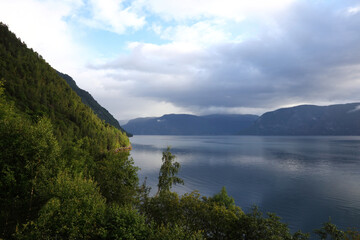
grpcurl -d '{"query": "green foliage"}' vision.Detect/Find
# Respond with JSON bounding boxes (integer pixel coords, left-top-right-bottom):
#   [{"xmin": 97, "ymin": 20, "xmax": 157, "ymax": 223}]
[
  {"xmin": 208, "ymin": 186, "xmax": 235, "ymax": 209},
  {"xmin": 293, "ymin": 231, "xmax": 311, "ymax": 240},
  {"xmin": 60, "ymin": 137, "xmax": 93, "ymax": 176},
  {"xmin": 157, "ymin": 147, "xmax": 184, "ymax": 195},
  {"xmin": 144, "ymin": 150, "xmax": 243, "ymax": 239},
  {"xmin": 57, "ymin": 71, "xmax": 132, "ymax": 136},
  {"xmin": 180, "ymin": 191, "xmax": 243, "ymax": 239},
  {"xmin": 235, "ymin": 206, "xmax": 311, "ymax": 240},
  {"xmin": 150, "ymin": 224, "xmax": 204, "ymax": 240},
  {"xmin": 0, "ymin": 23, "xmax": 136, "ymax": 239},
  {"xmin": 95, "ymin": 152, "xmax": 139, "ymax": 205},
  {"xmin": 105, "ymin": 204, "xmax": 150, "ymax": 240},
  {"xmin": 0, "ymin": 89, "xmax": 62, "ymax": 237},
  {"xmin": 143, "ymin": 191, "xmax": 181, "ymax": 227},
  {"xmin": 17, "ymin": 172, "xmax": 107, "ymax": 240},
  {"xmin": 238, "ymin": 206, "xmax": 295, "ymax": 240},
  {"xmin": 143, "ymin": 187, "xmax": 302, "ymax": 240},
  {"xmin": 0, "ymin": 23, "xmax": 129, "ymax": 158},
  {"xmin": 314, "ymin": 220, "xmax": 344, "ymax": 240}
]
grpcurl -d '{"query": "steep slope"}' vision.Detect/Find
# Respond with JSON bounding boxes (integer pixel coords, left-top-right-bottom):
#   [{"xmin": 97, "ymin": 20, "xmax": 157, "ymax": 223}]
[
  {"xmin": 0, "ymin": 22, "xmax": 138, "ymax": 238},
  {"xmin": 0, "ymin": 22, "xmax": 129, "ymax": 150},
  {"xmin": 57, "ymin": 71, "xmax": 131, "ymax": 136},
  {"xmin": 242, "ymin": 103, "xmax": 360, "ymax": 135},
  {"xmin": 123, "ymin": 114, "xmax": 258, "ymax": 135}
]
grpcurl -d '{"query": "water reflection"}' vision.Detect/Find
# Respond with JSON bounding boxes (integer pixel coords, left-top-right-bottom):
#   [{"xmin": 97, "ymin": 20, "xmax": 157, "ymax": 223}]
[{"xmin": 130, "ymin": 135, "xmax": 360, "ymax": 234}]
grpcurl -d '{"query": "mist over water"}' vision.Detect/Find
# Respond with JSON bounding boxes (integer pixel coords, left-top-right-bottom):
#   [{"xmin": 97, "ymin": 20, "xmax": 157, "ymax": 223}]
[{"xmin": 130, "ymin": 135, "xmax": 360, "ymax": 234}]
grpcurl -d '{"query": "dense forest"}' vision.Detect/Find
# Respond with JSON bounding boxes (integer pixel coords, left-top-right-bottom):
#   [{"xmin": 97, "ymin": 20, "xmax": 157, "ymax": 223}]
[
  {"xmin": 0, "ymin": 22, "xmax": 358, "ymax": 239},
  {"xmin": 57, "ymin": 71, "xmax": 131, "ymax": 136}
]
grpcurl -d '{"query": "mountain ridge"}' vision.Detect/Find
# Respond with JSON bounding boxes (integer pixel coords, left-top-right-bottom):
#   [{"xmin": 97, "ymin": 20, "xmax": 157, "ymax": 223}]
[
  {"xmin": 0, "ymin": 22, "xmax": 129, "ymax": 149},
  {"xmin": 242, "ymin": 102, "xmax": 360, "ymax": 135},
  {"xmin": 57, "ymin": 71, "xmax": 131, "ymax": 136},
  {"xmin": 0, "ymin": 21, "xmax": 133, "ymax": 237},
  {"xmin": 123, "ymin": 113, "xmax": 259, "ymax": 135}
]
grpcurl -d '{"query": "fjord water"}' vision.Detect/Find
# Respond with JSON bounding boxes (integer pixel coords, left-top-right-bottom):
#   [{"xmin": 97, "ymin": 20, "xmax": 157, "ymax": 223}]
[{"xmin": 130, "ymin": 135, "xmax": 360, "ymax": 233}]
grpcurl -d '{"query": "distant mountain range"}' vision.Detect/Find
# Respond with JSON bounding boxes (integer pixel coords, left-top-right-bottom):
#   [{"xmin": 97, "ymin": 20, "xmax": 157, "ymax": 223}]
[
  {"xmin": 57, "ymin": 71, "xmax": 131, "ymax": 136},
  {"xmin": 242, "ymin": 103, "xmax": 360, "ymax": 135},
  {"xmin": 123, "ymin": 103, "xmax": 360, "ymax": 136},
  {"xmin": 122, "ymin": 114, "xmax": 259, "ymax": 135}
]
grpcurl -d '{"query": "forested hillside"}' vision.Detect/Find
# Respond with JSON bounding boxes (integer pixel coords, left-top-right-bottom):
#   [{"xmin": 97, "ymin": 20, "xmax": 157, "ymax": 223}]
[
  {"xmin": 0, "ymin": 23, "xmax": 129, "ymax": 150},
  {"xmin": 57, "ymin": 71, "xmax": 131, "ymax": 136},
  {"xmin": 0, "ymin": 22, "xmax": 137, "ymax": 238},
  {"xmin": 0, "ymin": 22, "xmax": 358, "ymax": 239}
]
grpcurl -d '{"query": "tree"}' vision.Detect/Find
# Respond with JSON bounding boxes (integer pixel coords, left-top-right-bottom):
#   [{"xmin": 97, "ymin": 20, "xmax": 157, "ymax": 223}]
[
  {"xmin": 17, "ymin": 172, "xmax": 107, "ymax": 240},
  {"xmin": 239, "ymin": 206, "xmax": 296, "ymax": 240},
  {"xmin": 144, "ymin": 191, "xmax": 181, "ymax": 227},
  {"xmin": 180, "ymin": 191, "xmax": 243, "ymax": 240},
  {"xmin": 209, "ymin": 186, "xmax": 235, "ymax": 209},
  {"xmin": 150, "ymin": 223, "xmax": 204, "ymax": 240},
  {"xmin": 95, "ymin": 152, "xmax": 139, "ymax": 205},
  {"xmin": 0, "ymin": 91, "xmax": 61, "ymax": 238},
  {"xmin": 156, "ymin": 147, "xmax": 184, "ymax": 195},
  {"xmin": 314, "ymin": 220, "xmax": 344, "ymax": 240},
  {"xmin": 105, "ymin": 204, "xmax": 150, "ymax": 240}
]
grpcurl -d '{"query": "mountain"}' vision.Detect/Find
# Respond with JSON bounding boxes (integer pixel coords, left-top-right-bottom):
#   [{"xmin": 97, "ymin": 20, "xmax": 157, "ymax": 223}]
[
  {"xmin": 122, "ymin": 114, "xmax": 259, "ymax": 135},
  {"xmin": 0, "ymin": 22, "xmax": 357, "ymax": 239},
  {"xmin": 0, "ymin": 22, "xmax": 135, "ymax": 238},
  {"xmin": 0, "ymin": 22, "xmax": 129, "ymax": 150},
  {"xmin": 57, "ymin": 71, "xmax": 131, "ymax": 136},
  {"xmin": 242, "ymin": 103, "xmax": 360, "ymax": 135}
]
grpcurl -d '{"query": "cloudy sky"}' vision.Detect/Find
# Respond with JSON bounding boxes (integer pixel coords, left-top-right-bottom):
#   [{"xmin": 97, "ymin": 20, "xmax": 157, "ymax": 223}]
[{"xmin": 1, "ymin": 0, "xmax": 360, "ymax": 120}]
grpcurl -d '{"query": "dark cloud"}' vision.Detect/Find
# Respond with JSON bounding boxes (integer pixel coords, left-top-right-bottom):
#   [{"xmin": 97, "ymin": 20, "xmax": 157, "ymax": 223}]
[{"xmin": 94, "ymin": 0, "xmax": 360, "ymax": 116}]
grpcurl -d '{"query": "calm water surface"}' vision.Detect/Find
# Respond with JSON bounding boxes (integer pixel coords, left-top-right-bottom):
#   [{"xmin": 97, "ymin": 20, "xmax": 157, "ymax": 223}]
[{"xmin": 130, "ymin": 135, "xmax": 360, "ymax": 234}]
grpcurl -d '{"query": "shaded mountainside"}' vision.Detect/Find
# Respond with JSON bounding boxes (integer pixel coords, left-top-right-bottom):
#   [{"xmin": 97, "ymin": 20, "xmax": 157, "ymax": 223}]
[
  {"xmin": 123, "ymin": 114, "xmax": 259, "ymax": 135},
  {"xmin": 242, "ymin": 103, "xmax": 360, "ymax": 135},
  {"xmin": 57, "ymin": 71, "xmax": 131, "ymax": 136}
]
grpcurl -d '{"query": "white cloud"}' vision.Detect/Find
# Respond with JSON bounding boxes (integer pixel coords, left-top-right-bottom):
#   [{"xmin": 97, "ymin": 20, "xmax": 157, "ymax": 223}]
[
  {"xmin": 2, "ymin": 0, "xmax": 360, "ymax": 120},
  {"xmin": 347, "ymin": 5, "xmax": 360, "ymax": 15},
  {"xmin": 0, "ymin": 0, "xmax": 147, "ymax": 75},
  {"xmin": 94, "ymin": 91, "xmax": 192, "ymax": 120},
  {"xmin": 159, "ymin": 20, "xmax": 233, "ymax": 46},
  {"xmin": 82, "ymin": 0, "xmax": 146, "ymax": 34},
  {"xmin": 139, "ymin": 0, "xmax": 295, "ymax": 21},
  {"xmin": 73, "ymin": 65, "xmax": 193, "ymax": 119},
  {"xmin": 0, "ymin": 0, "xmax": 85, "ymax": 73},
  {"xmin": 97, "ymin": 41, "xmax": 206, "ymax": 76},
  {"xmin": 90, "ymin": 0, "xmax": 360, "ymax": 119}
]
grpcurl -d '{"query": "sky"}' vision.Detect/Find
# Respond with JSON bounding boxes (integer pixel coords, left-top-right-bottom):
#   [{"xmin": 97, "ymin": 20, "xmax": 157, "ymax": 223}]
[{"xmin": 1, "ymin": 0, "xmax": 360, "ymax": 121}]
